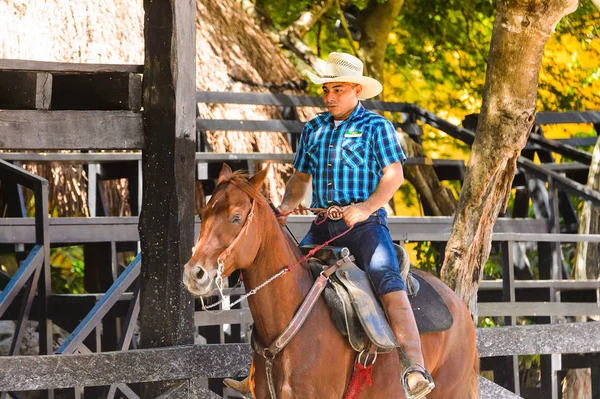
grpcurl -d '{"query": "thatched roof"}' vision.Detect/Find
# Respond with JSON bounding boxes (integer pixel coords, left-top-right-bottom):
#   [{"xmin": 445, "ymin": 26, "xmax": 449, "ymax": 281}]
[{"xmin": 0, "ymin": 0, "xmax": 315, "ymax": 214}]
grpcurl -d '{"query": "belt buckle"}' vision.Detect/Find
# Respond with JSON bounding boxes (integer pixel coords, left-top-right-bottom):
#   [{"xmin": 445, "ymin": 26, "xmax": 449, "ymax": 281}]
[{"xmin": 326, "ymin": 205, "xmax": 344, "ymax": 221}]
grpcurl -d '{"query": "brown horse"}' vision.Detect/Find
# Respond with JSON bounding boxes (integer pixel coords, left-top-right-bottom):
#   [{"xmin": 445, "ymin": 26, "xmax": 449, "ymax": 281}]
[{"xmin": 184, "ymin": 164, "xmax": 479, "ymax": 399}]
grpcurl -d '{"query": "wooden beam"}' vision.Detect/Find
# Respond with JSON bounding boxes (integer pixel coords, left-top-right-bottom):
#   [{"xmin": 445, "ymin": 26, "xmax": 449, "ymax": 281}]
[
  {"xmin": 478, "ymin": 302, "xmax": 600, "ymax": 317},
  {"xmin": 528, "ymin": 133, "xmax": 592, "ymax": 165},
  {"xmin": 477, "ymin": 322, "xmax": 600, "ymax": 357},
  {"xmin": 518, "ymin": 156, "xmax": 600, "ymax": 207},
  {"xmin": 535, "ymin": 111, "xmax": 600, "ymax": 125},
  {"xmin": 0, "ymin": 110, "xmax": 143, "ymax": 150},
  {"xmin": 0, "ymin": 344, "xmax": 253, "ymax": 391},
  {"xmin": 139, "ymin": 0, "xmax": 196, "ymax": 396},
  {"xmin": 478, "ymin": 376, "xmax": 522, "ymax": 399},
  {"xmin": 0, "ymin": 59, "xmax": 143, "ymax": 74}
]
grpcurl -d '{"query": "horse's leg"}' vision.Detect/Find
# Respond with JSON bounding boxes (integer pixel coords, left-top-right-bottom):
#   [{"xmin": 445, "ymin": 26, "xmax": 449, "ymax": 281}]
[{"xmin": 418, "ymin": 272, "xmax": 480, "ymax": 399}]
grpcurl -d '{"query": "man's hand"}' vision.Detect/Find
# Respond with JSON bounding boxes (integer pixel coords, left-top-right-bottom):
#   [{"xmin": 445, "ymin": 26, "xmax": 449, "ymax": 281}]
[
  {"xmin": 276, "ymin": 205, "xmax": 292, "ymax": 226},
  {"xmin": 343, "ymin": 203, "xmax": 373, "ymax": 227}
]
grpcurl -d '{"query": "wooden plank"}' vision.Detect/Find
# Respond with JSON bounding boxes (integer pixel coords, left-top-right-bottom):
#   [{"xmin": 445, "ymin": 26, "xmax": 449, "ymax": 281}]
[
  {"xmin": 139, "ymin": 0, "xmax": 196, "ymax": 396},
  {"xmin": 195, "ymin": 91, "xmax": 411, "ymax": 113},
  {"xmin": 0, "ymin": 344, "xmax": 253, "ymax": 390},
  {"xmin": 0, "ymin": 158, "xmax": 49, "ymax": 190},
  {"xmin": 535, "ymin": 111, "xmax": 600, "ymax": 125},
  {"xmin": 35, "ymin": 72, "xmax": 52, "ymax": 109},
  {"xmin": 0, "ymin": 217, "xmax": 139, "ymax": 244},
  {"xmin": 196, "ymin": 118, "xmax": 305, "ymax": 133},
  {"xmin": 518, "ymin": 157, "xmax": 600, "ymax": 207},
  {"xmin": 0, "ymin": 216, "xmax": 553, "ymax": 245},
  {"xmin": 477, "ymin": 322, "xmax": 600, "ymax": 357},
  {"xmin": 528, "ymin": 133, "xmax": 592, "ymax": 165},
  {"xmin": 0, "ymin": 59, "xmax": 143, "ymax": 74},
  {"xmin": 480, "ymin": 279, "xmax": 600, "ymax": 290},
  {"xmin": 0, "ymin": 110, "xmax": 143, "ymax": 150},
  {"xmin": 477, "ymin": 302, "xmax": 600, "ymax": 317},
  {"xmin": 0, "ymin": 152, "xmax": 466, "ymax": 167},
  {"xmin": 478, "ymin": 376, "xmax": 523, "ymax": 399},
  {"xmin": 0, "ymin": 246, "xmax": 43, "ymax": 318},
  {"xmin": 194, "ymin": 309, "xmax": 253, "ymax": 326}
]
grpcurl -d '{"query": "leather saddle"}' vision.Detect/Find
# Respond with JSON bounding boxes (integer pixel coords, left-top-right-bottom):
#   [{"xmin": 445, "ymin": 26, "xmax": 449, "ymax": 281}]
[{"xmin": 302, "ymin": 244, "xmax": 453, "ymax": 354}]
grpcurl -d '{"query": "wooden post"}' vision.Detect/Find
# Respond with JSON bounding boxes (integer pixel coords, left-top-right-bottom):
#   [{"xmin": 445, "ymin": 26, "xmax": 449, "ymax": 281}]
[{"xmin": 139, "ymin": 0, "xmax": 196, "ymax": 397}]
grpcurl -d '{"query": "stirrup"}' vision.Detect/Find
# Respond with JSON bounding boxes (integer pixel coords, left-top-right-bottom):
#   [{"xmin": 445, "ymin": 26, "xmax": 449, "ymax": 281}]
[{"xmin": 401, "ymin": 364, "xmax": 435, "ymax": 399}]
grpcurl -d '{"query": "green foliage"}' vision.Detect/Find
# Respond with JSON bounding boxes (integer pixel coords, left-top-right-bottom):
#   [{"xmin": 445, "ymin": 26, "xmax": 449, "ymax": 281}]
[
  {"xmin": 483, "ymin": 251, "xmax": 502, "ymax": 279},
  {"xmin": 50, "ymin": 246, "xmax": 85, "ymax": 294},
  {"xmin": 413, "ymin": 241, "xmax": 438, "ymax": 274}
]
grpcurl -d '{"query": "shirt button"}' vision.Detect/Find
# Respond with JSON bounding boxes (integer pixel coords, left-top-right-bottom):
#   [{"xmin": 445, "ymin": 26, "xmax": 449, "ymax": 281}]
[
  {"xmin": 327, "ymin": 164, "xmax": 332, "ymax": 167},
  {"xmin": 329, "ymin": 145, "xmax": 334, "ymax": 148},
  {"xmin": 328, "ymin": 182, "xmax": 332, "ymax": 186}
]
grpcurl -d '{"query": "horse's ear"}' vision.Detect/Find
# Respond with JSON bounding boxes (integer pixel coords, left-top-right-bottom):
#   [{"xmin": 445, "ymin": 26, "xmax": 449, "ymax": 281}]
[
  {"xmin": 217, "ymin": 163, "xmax": 233, "ymax": 185},
  {"xmin": 248, "ymin": 163, "xmax": 271, "ymax": 191}
]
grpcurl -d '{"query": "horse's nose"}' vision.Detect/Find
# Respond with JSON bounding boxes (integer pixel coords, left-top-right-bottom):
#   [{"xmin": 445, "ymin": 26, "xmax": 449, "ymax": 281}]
[{"xmin": 193, "ymin": 265, "xmax": 209, "ymax": 285}]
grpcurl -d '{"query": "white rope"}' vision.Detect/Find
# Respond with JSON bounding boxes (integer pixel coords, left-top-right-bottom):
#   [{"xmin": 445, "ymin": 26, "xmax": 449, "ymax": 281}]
[{"xmin": 201, "ymin": 267, "xmax": 289, "ymax": 312}]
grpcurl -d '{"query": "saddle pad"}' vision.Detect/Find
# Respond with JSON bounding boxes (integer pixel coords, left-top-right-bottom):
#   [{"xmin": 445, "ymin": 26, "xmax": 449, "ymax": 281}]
[
  {"xmin": 335, "ymin": 262, "xmax": 398, "ymax": 351},
  {"xmin": 409, "ymin": 272, "xmax": 453, "ymax": 334}
]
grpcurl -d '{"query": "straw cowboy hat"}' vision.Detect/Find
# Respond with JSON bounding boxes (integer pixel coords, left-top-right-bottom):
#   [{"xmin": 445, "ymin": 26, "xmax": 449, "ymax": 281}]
[{"xmin": 305, "ymin": 52, "xmax": 383, "ymax": 100}]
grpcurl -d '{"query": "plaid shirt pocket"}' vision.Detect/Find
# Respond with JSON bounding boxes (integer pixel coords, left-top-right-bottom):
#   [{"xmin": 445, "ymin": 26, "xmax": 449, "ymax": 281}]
[{"xmin": 341, "ymin": 140, "xmax": 365, "ymax": 169}]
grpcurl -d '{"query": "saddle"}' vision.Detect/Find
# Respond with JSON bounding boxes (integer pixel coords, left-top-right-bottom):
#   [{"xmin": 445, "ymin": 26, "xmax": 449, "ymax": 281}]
[{"xmin": 302, "ymin": 244, "xmax": 453, "ymax": 354}]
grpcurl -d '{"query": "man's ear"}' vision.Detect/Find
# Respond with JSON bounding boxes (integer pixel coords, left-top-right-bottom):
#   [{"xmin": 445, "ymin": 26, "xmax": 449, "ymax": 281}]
[
  {"xmin": 217, "ymin": 163, "xmax": 233, "ymax": 185},
  {"xmin": 355, "ymin": 84, "xmax": 363, "ymax": 98},
  {"xmin": 249, "ymin": 163, "xmax": 271, "ymax": 191}
]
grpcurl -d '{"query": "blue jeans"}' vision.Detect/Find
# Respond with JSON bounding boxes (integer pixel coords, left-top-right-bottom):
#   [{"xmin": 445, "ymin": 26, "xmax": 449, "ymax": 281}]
[{"xmin": 299, "ymin": 208, "xmax": 405, "ymax": 295}]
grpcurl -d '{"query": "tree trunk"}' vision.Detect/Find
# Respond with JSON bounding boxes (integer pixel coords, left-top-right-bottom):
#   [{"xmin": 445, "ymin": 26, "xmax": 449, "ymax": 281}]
[
  {"xmin": 562, "ymin": 118, "xmax": 600, "ymax": 399},
  {"xmin": 439, "ymin": 0, "xmax": 578, "ymax": 316},
  {"xmin": 574, "ymin": 135, "xmax": 600, "ymax": 282},
  {"xmin": 397, "ymin": 129, "xmax": 457, "ymax": 216},
  {"xmin": 357, "ymin": 0, "xmax": 404, "ymax": 87}
]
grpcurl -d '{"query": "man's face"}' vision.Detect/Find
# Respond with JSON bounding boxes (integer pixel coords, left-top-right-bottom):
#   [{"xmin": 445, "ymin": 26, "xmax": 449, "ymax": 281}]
[{"xmin": 322, "ymin": 82, "xmax": 362, "ymax": 120}]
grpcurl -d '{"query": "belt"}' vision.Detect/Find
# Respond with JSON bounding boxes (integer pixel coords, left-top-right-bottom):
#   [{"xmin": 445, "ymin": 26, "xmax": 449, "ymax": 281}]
[{"xmin": 322, "ymin": 204, "xmax": 378, "ymax": 221}]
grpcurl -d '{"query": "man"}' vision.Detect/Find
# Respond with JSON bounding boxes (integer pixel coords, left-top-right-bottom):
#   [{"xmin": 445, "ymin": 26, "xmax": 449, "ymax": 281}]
[
  {"xmin": 226, "ymin": 52, "xmax": 433, "ymax": 398},
  {"xmin": 280, "ymin": 52, "xmax": 433, "ymax": 398}
]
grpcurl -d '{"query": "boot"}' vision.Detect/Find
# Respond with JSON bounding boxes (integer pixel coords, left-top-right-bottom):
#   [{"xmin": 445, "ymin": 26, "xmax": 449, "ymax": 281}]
[
  {"xmin": 381, "ymin": 291, "xmax": 435, "ymax": 399},
  {"xmin": 224, "ymin": 376, "xmax": 251, "ymax": 396}
]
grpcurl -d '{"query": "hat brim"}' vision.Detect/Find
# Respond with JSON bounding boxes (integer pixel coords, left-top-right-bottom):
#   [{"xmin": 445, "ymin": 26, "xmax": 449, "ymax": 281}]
[{"xmin": 305, "ymin": 71, "xmax": 383, "ymax": 100}]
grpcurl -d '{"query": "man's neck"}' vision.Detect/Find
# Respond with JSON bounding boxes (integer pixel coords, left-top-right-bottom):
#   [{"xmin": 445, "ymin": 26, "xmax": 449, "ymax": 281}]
[{"xmin": 331, "ymin": 102, "xmax": 359, "ymax": 121}]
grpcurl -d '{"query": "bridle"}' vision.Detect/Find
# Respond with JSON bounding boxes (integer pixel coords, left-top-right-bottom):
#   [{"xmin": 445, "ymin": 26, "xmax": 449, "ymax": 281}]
[{"xmin": 199, "ymin": 191, "xmax": 256, "ymax": 312}]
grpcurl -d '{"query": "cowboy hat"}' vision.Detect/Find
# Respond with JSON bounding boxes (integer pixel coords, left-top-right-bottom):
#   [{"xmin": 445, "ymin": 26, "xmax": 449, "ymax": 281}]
[{"xmin": 304, "ymin": 52, "xmax": 383, "ymax": 100}]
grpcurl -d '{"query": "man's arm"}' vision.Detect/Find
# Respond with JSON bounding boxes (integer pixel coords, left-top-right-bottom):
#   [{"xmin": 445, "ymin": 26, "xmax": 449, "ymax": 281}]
[
  {"xmin": 277, "ymin": 170, "xmax": 312, "ymax": 225},
  {"xmin": 343, "ymin": 162, "xmax": 404, "ymax": 227}
]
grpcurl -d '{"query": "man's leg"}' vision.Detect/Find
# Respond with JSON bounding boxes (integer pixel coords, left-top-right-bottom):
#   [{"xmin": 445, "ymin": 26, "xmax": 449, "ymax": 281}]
[{"xmin": 337, "ymin": 219, "xmax": 434, "ymax": 398}]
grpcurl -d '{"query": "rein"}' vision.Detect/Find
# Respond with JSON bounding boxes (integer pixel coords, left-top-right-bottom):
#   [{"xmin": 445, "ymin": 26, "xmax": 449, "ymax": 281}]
[{"xmin": 200, "ymin": 201, "xmax": 353, "ymax": 312}]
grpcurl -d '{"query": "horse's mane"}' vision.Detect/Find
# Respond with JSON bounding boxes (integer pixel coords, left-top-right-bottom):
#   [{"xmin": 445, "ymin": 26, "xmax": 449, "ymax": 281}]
[{"xmin": 224, "ymin": 170, "xmax": 262, "ymax": 201}]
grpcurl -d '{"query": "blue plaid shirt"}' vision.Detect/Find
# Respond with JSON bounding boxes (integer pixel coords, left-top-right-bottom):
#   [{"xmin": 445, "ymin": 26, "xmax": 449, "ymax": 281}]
[{"xmin": 293, "ymin": 102, "xmax": 406, "ymax": 209}]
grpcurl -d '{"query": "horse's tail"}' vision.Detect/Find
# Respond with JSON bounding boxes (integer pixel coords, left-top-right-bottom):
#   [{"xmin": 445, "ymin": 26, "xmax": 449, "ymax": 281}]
[{"xmin": 468, "ymin": 348, "xmax": 481, "ymax": 399}]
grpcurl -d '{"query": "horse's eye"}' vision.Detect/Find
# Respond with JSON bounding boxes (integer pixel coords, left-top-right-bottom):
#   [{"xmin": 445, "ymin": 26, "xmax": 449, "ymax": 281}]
[{"xmin": 231, "ymin": 214, "xmax": 242, "ymax": 224}]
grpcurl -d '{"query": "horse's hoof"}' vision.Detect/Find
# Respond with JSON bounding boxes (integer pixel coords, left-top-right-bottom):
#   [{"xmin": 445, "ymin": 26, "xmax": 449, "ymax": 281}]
[{"xmin": 224, "ymin": 376, "xmax": 251, "ymax": 395}]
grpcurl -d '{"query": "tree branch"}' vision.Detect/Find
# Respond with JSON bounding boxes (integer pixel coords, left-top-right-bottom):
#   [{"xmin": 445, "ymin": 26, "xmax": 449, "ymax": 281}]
[
  {"xmin": 287, "ymin": 0, "xmax": 335, "ymax": 38},
  {"xmin": 335, "ymin": 0, "xmax": 361, "ymax": 58}
]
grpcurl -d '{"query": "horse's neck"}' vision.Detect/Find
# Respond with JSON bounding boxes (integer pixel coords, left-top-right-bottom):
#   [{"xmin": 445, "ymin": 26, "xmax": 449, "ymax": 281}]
[{"xmin": 244, "ymin": 215, "xmax": 313, "ymax": 346}]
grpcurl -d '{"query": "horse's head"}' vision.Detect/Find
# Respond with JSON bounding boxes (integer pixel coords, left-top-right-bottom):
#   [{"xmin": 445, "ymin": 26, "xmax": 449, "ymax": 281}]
[{"xmin": 183, "ymin": 163, "xmax": 270, "ymax": 297}]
